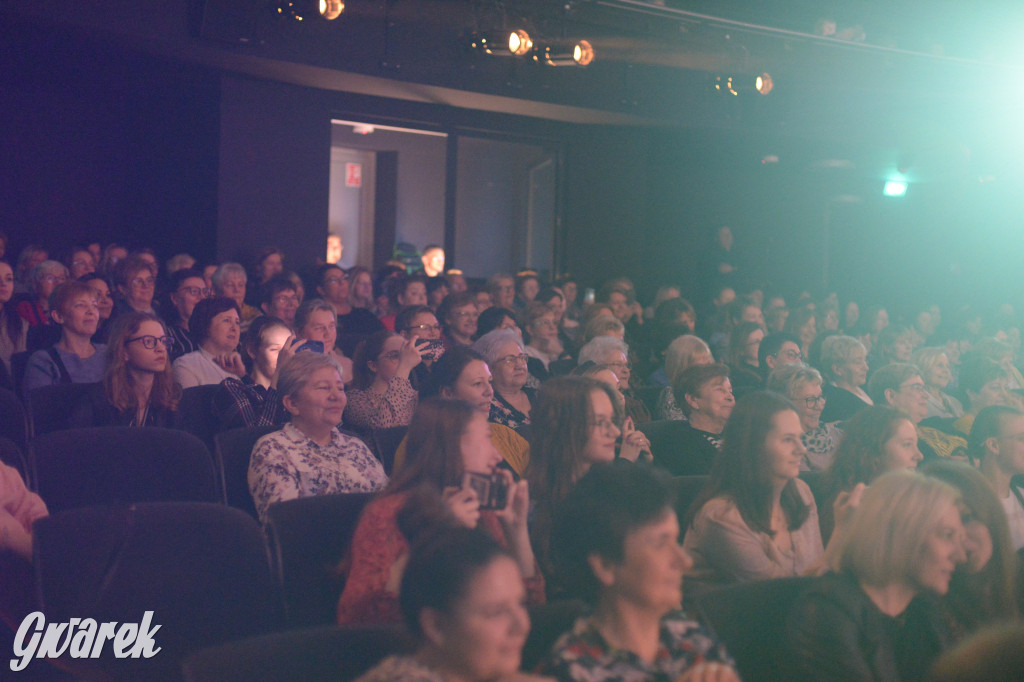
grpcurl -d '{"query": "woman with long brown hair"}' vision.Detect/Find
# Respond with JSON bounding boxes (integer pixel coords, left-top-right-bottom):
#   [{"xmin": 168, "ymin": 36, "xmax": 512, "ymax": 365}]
[{"xmin": 72, "ymin": 311, "xmax": 182, "ymax": 427}]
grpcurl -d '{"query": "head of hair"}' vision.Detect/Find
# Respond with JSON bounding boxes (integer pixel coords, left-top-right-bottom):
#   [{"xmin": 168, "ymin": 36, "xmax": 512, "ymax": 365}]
[
  {"xmin": 727, "ymin": 321, "xmax": 764, "ymax": 367},
  {"xmin": 471, "ymin": 328, "xmax": 524, "ymax": 367},
  {"xmin": 351, "ymin": 330, "xmax": 398, "ymax": 390},
  {"xmin": 535, "ymin": 288, "xmax": 564, "ymax": 308},
  {"xmin": 664, "ymin": 335, "xmax": 711, "ymax": 386},
  {"xmin": 426, "ymin": 346, "xmax": 487, "ymax": 397},
  {"xmin": 211, "ymin": 262, "xmax": 247, "ymax": 294},
  {"xmin": 581, "ymin": 314, "xmax": 625, "ymax": 345},
  {"xmin": 188, "ymin": 296, "xmax": 240, "ymax": 344},
  {"xmin": 112, "ymin": 254, "xmax": 153, "ymax": 288},
  {"xmin": 819, "ymin": 335, "xmax": 866, "ymax": 382},
  {"xmin": 313, "ymin": 263, "xmax": 344, "ymax": 291},
  {"xmin": 766, "ymin": 362, "xmax": 823, "ymax": 398},
  {"xmin": 969, "ymin": 405, "xmax": 1024, "ymax": 458},
  {"xmin": 395, "ymin": 304, "xmax": 434, "ymax": 335},
  {"xmin": 425, "ymin": 275, "xmax": 449, "ymax": 295},
  {"xmin": 674, "ymin": 363, "xmax": 730, "ymax": 416},
  {"xmin": 388, "ymin": 398, "xmax": 478, "ymax": 494},
  {"xmin": 294, "ymin": 298, "xmax": 336, "ymax": 335},
  {"xmin": 475, "ymin": 306, "xmax": 517, "ymax": 339},
  {"xmin": 391, "ymin": 274, "xmax": 427, "ymax": 307},
  {"xmin": 259, "ymin": 273, "xmax": 297, "ymax": 307},
  {"xmin": 826, "ymin": 405, "xmax": 910, "ymax": 493},
  {"xmin": 165, "ymin": 253, "xmax": 196, "ymax": 273},
  {"xmin": 783, "ymin": 306, "xmax": 815, "ymax": 336},
  {"xmin": 437, "ymin": 290, "xmax": 476, "ymax": 329},
  {"xmin": 48, "ymin": 281, "xmax": 96, "ymax": 319},
  {"xmin": 275, "ymin": 351, "xmax": 342, "ymax": 405},
  {"xmin": 688, "ymin": 391, "xmax": 809, "ymax": 535},
  {"xmin": 921, "ymin": 460, "xmax": 1018, "ymax": 624},
  {"xmin": 840, "ymin": 471, "xmax": 960, "ymax": 587},
  {"xmin": 578, "ymin": 336, "xmax": 629, "ymax": 367},
  {"xmin": 726, "ymin": 296, "xmax": 760, "ymax": 326},
  {"xmin": 30, "ymin": 260, "xmax": 69, "ymax": 290},
  {"xmin": 866, "ymin": 363, "xmax": 922, "ymax": 406},
  {"xmin": 399, "ymin": 526, "xmax": 510, "ymax": 639},
  {"xmin": 15, "ymin": 245, "xmax": 46, "ymax": 280},
  {"xmin": 242, "ymin": 315, "xmax": 289, "ymax": 364},
  {"xmin": 958, "ymin": 354, "xmax": 1006, "ymax": 401},
  {"xmin": 652, "ymin": 297, "xmax": 696, "ymax": 329},
  {"xmin": 910, "ymin": 346, "xmax": 948, "ymax": 385},
  {"xmin": 758, "ymin": 332, "xmax": 801, "ymax": 368},
  {"xmin": 552, "ymin": 462, "xmax": 677, "ymax": 604},
  {"xmin": 875, "ymin": 324, "xmax": 913, "ymax": 358},
  {"xmin": 104, "ymin": 312, "xmax": 181, "ymax": 414},
  {"xmin": 254, "ymin": 246, "xmax": 283, "ymax": 272},
  {"xmin": 520, "ymin": 301, "xmax": 554, "ymax": 332},
  {"xmin": 486, "ymin": 273, "xmax": 514, "ymax": 294}
]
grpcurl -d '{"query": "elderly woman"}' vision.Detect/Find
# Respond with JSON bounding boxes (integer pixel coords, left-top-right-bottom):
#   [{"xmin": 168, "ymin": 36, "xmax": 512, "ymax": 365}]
[
  {"xmin": 472, "ymin": 328, "xmax": 534, "ymax": 432},
  {"xmin": 767, "ymin": 363, "xmax": 842, "ymax": 472},
  {"xmin": 172, "ymin": 297, "xmax": 244, "ymax": 388},
  {"xmin": 110, "ymin": 255, "xmax": 158, "ymax": 318},
  {"xmin": 23, "ymin": 281, "xmax": 107, "ymax": 393},
  {"xmin": 66, "ymin": 247, "xmax": 96, "ymax": 280},
  {"xmin": 819, "ymin": 335, "xmax": 872, "ymax": 423},
  {"xmin": 294, "ymin": 298, "xmax": 353, "ymax": 383},
  {"xmin": 0, "ymin": 261, "xmax": 29, "ymax": 372},
  {"xmin": 437, "ymin": 291, "xmax": 479, "ymax": 347},
  {"xmin": 72, "ymin": 312, "xmax": 182, "ymax": 427},
  {"xmin": 870, "ymin": 324, "xmax": 917, "ymax": 369},
  {"xmin": 578, "ymin": 335, "xmax": 651, "ymax": 425},
  {"xmin": 786, "ymin": 472, "xmax": 965, "ymax": 681},
  {"xmin": 541, "ymin": 463, "xmax": 738, "ymax": 681},
  {"xmin": 345, "ymin": 330, "xmax": 422, "ymax": 431},
  {"xmin": 656, "ymin": 334, "xmax": 714, "ymax": 420},
  {"xmin": 912, "ymin": 346, "xmax": 965, "ymax": 419},
  {"xmin": 248, "ymin": 352, "xmax": 387, "ymax": 524},
  {"xmin": 211, "ymin": 262, "xmax": 261, "ymax": 329},
  {"xmin": 521, "ymin": 301, "xmax": 569, "ymax": 374},
  {"xmin": 16, "ymin": 260, "xmax": 67, "ymax": 327}
]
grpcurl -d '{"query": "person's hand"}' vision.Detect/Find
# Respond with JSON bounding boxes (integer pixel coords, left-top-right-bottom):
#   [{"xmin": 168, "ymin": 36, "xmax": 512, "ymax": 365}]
[
  {"xmin": 494, "ymin": 470, "xmax": 529, "ymax": 531},
  {"xmin": 270, "ymin": 335, "xmax": 301, "ymax": 389},
  {"xmin": 396, "ymin": 337, "xmax": 424, "ymax": 375},
  {"xmin": 443, "ymin": 486, "xmax": 480, "ymax": 529},
  {"xmin": 833, "ymin": 482, "xmax": 866, "ymax": 531},
  {"xmin": 0, "ymin": 510, "xmax": 33, "ymax": 560},
  {"xmin": 213, "ymin": 351, "xmax": 246, "ymax": 377},
  {"xmin": 618, "ymin": 417, "xmax": 652, "ymax": 463},
  {"xmin": 676, "ymin": 662, "xmax": 740, "ymax": 682}
]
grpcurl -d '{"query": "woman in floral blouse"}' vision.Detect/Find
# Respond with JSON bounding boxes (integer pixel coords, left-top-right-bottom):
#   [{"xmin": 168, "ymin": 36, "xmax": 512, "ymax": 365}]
[
  {"xmin": 344, "ymin": 330, "xmax": 422, "ymax": 432},
  {"xmin": 247, "ymin": 352, "xmax": 387, "ymax": 524}
]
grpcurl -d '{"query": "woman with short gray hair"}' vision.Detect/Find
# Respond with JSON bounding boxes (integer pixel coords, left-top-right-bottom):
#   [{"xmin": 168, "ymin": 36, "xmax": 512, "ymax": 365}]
[
  {"xmin": 248, "ymin": 351, "xmax": 387, "ymax": 524},
  {"xmin": 768, "ymin": 363, "xmax": 842, "ymax": 471},
  {"xmin": 819, "ymin": 335, "xmax": 872, "ymax": 423},
  {"xmin": 212, "ymin": 262, "xmax": 261, "ymax": 330},
  {"xmin": 473, "ymin": 329, "xmax": 534, "ymax": 432},
  {"xmin": 16, "ymin": 260, "xmax": 68, "ymax": 327},
  {"xmin": 911, "ymin": 346, "xmax": 964, "ymax": 419}
]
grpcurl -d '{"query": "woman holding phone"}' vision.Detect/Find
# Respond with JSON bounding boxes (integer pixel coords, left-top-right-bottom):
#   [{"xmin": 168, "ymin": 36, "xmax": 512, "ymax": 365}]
[{"xmin": 337, "ymin": 398, "xmax": 544, "ymax": 626}]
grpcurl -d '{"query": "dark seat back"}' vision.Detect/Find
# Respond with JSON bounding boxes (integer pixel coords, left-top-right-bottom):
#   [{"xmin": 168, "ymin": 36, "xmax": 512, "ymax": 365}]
[
  {"xmin": 31, "ymin": 426, "xmax": 219, "ymax": 513},
  {"xmin": 177, "ymin": 384, "xmax": 222, "ymax": 453},
  {"xmin": 0, "ymin": 436, "xmax": 29, "ymax": 485},
  {"xmin": 696, "ymin": 577, "xmax": 814, "ymax": 682},
  {"xmin": 265, "ymin": 491, "xmax": 376, "ymax": 628},
  {"xmin": 213, "ymin": 424, "xmax": 280, "ymax": 518},
  {"xmin": 0, "ymin": 386, "xmax": 28, "ymax": 452},
  {"xmin": 674, "ymin": 475, "xmax": 709, "ymax": 522},
  {"xmin": 9, "ymin": 350, "xmax": 31, "ymax": 399},
  {"xmin": 371, "ymin": 425, "xmax": 407, "ymax": 476},
  {"xmin": 181, "ymin": 624, "xmax": 414, "ymax": 682},
  {"xmin": 35, "ymin": 502, "xmax": 284, "ymax": 680},
  {"xmin": 26, "ymin": 382, "xmax": 92, "ymax": 439}
]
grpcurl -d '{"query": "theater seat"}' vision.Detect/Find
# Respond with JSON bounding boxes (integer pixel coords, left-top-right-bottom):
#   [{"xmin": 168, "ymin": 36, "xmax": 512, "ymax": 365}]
[
  {"xmin": 26, "ymin": 382, "xmax": 91, "ymax": 439},
  {"xmin": 371, "ymin": 425, "xmax": 407, "ymax": 476},
  {"xmin": 0, "ymin": 386, "xmax": 28, "ymax": 453},
  {"xmin": 213, "ymin": 424, "xmax": 279, "ymax": 518},
  {"xmin": 34, "ymin": 502, "xmax": 284, "ymax": 680}
]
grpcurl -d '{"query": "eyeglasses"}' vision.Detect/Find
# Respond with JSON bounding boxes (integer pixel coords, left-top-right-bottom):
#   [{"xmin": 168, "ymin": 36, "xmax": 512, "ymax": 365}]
[
  {"xmin": 899, "ymin": 382, "xmax": 928, "ymax": 394},
  {"xmin": 323, "ymin": 276, "xmax": 348, "ymax": 285},
  {"xmin": 379, "ymin": 351, "xmax": 402, "ymax": 361},
  {"xmin": 452, "ymin": 310, "xmax": 479, "ymax": 319},
  {"xmin": 776, "ymin": 349, "xmax": 803, "ymax": 361},
  {"xmin": 178, "ymin": 286, "xmax": 213, "ymax": 298},
  {"xmin": 407, "ymin": 324, "xmax": 442, "ymax": 333},
  {"xmin": 126, "ymin": 335, "xmax": 173, "ymax": 350},
  {"xmin": 497, "ymin": 353, "xmax": 529, "ymax": 366},
  {"xmin": 606, "ymin": 361, "xmax": 632, "ymax": 372},
  {"xmin": 800, "ymin": 395, "xmax": 826, "ymax": 408},
  {"xmin": 273, "ymin": 294, "xmax": 299, "ymax": 305},
  {"xmin": 130, "ymin": 277, "xmax": 156, "ymax": 289},
  {"xmin": 41, "ymin": 275, "xmax": 67, "ymax": 284},
  {"xmin": 589, "ymin": 418, "xmax": 618, "ymax": 434}
]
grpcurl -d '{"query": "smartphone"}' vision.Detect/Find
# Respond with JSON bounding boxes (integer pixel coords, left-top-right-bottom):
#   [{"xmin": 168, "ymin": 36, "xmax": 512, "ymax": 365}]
[
  {"xmin": 461, "ymin": 471, "xmax": 508, "ymax": 511},
  {"xmin": 415, "ymin": 338, "xmax": 445, "ymax": 362},
  {"xmin": 295, "ymin": 340, "xmax": 325, "ymax": 354}
]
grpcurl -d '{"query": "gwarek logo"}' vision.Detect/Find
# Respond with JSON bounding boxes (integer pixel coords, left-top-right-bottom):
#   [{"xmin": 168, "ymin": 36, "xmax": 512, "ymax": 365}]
[{"xmin": 9, "ymin": 611, "xmax": 161, "ymax": 672}]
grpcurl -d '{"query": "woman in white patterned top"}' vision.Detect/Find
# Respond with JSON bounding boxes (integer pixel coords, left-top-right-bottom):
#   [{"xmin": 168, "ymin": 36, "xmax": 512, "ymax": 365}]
[{"xmin": 248, "ymin": 352, "xmax": 387, "ymax": 524}]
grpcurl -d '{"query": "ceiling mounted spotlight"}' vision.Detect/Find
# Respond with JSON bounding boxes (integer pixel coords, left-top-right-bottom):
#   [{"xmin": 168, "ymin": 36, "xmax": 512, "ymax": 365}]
[
  {"xmin": 713, "ymin": 75, "xmax": 739, "ymax": 96},
  {"xmin": 535, "ymin": 39, "xmax": 594, "ymax": 67},
  {"xmin": 755, "ymin": 73, "xmax": 774, "ymax": 95},
  {"xmin": 714, "ymin": 73, "xmax": 774, "ymax": 96},
  {"xmin": 470, "ymin": 30, "xmax": 534, "ymax": 57},
  {"xmin": 276, "ymin": 0, "xmax": 345, "ymax": 21}
]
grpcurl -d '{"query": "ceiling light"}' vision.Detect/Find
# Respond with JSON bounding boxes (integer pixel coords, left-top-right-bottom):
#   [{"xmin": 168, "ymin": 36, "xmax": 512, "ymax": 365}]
[
  {"xmin": 755, "ymin": 73, "xmax": 773, "ymax": 95},
  {"xmin": 276, "ymin": 0, "xmax": 344, "ymax": 21},
  {"xmin": 471, "ymin": 30, "xmax": 534, "ymax": 57},
  {"xmin": 535, "ymin": 39, "xmax": 594, "ymax": 67}
]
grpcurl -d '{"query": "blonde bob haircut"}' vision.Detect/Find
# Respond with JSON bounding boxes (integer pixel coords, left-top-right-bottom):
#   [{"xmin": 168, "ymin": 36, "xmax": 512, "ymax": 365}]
[
  {"xmin": 766, "ymin": 362, "xmax": 823, "ymax": 399},
  {"xmin": 840, "ymin": 471, "xmax": 960, "ymax": 588}
]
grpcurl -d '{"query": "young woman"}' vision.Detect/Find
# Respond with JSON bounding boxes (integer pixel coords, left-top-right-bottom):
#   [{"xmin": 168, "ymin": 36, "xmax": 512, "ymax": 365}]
[
  {"xmin": 357, "ymin": 527, "xmax": 542, "ymax": 682},
  {"xmin": 0, "ymin": 261, "xmax": 29, "ymax": 373},
  {"xmin": 683, "ymin": 391, "xmax": 856, "ymax": 588},
  {"xmin": 72, "ymin": 312, "xmax": 182, "ymax": 427},
  {"xmin": 345, "ymin": 330, "xmax": 422, "ymax": 431},
  {"xmin": 726, "ymin": 321, "xmax": 766, "ymax": 395},
  {"xmin": 819, "ymin": 405, "xmax": 923, "ymax": 541},
  {"xmin": 171, "ymin": 297, "xmax": 244, "ymax": 388},
  {"xmin": 336, "ymin": 398, "xmax": 543, "ymax": 626},
  {"xmin": 786, "ymin": 471, "xmax": 965, "ymax": 681}
]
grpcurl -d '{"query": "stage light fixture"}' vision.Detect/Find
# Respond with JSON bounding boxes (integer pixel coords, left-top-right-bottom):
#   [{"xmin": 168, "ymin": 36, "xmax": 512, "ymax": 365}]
[
  {"xmin": 471, "ymin": 30, "xmax": 534, "ymax": 57},
  {"xmin": 713, "ymin": 76, "xmax": 739, "ymax": 96},
  {"xmin": 755, "ymin": 73, "xmax": 773, "ymax": 95},
  {"xmin": 535, "ymin": 39, "xmax": 594, "ymax": 67},
  {"xmin": 276, "ymin": 0, "xmax": 344, "ymax": 21},
  {"xmin": 883, "ymin": 180, "xmax": 908, "ymax": 197}
]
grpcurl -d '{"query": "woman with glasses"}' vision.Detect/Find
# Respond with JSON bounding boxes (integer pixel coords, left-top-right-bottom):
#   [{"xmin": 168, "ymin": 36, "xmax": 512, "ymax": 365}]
[
  {"xmin": 437, "ymin": 291, "xmax": 478, "ymax": 348},
  {"xmin": 164, "ymin": 268, "xmax": 210, "ymax": 361},
  {"xmin": 172, "ymin": 297, "xmax": 244, "ymax": 389},
  {"xmin": 295, "ymin": 298, "xmax": 353, "ymax": 383},
  {"xmin": 395, "ymin": 304, "xmax": 444, "ymax": 390},
  {"xmin": 72, "ymin": 312, "xmax": 182, "ymax": 427},
  {"xmin": 767, "ymin": 363, "xmax": 842, "ymax": 472},
  {"xmin": 577, "ymin": 336, "xmax": 651, "ymax": 425},
  {"xmin": 16, "ymin": 260, "xmax": 67, "ymax": 328},
  {"xmin": 472, "ymin": 329, "xmax": 534, "ymax": 433},
  {"xmin": 314, "ymin": 264, "xmax": 383, "ymax": 336},
  {"xmin": 80, "ymin": 273, "xmax": 115, "ymax": 344},
  {"xmin": 345, "ymin": 330, "xmax": 422, "ymax": 431},
  {"xmin": 521, "ymin": 302, "xmax": 569, "ymax": 377},
  {"xmin": 110, "ymin": 254, "xmax": 159, "ymax": 320}
]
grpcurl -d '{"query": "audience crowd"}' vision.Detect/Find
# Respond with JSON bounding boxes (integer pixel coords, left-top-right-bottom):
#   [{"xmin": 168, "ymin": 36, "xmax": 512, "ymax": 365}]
[{"xmin": 4, "ymin": 232, "xmax": 1024, "ymax": 680}]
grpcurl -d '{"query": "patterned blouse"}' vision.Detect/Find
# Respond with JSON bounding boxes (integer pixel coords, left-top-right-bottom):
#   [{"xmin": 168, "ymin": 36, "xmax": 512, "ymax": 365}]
[
  {"xmin": 655, "ymin": 385, "xmax": 685, "ymax": 421},
  {"xmin": 801, "ymin": 422, "xmax": 843, "ymax": 472},
  {"xmin": 355, "ymin": 655, "xmax": 444, "ymax": 682},
  {"xmin": 489, "ymin": 387, "xmax": 535, "ymax": 431},
  {"xmin": 344, "ymin": 377, "xmax": 418, "ymax": 431},
  {"xmin": 538, "ymin": 612, "xmax": 735, "ymax": 682},
  {"xmin": 248, "ymin": 422, "xmax": 388, "ymax": 524}
]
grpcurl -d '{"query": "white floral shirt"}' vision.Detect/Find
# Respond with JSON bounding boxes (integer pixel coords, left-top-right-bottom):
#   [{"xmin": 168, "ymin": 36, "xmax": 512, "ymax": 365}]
[{"xmin": 248, "ymin": 422, "xmax": 388, "ymax": 524}]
